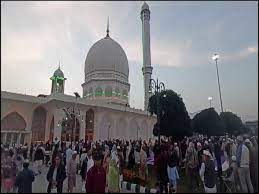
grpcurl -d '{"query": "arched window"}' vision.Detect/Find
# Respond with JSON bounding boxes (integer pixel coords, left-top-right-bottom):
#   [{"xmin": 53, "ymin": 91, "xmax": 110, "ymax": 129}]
[
  {"xmin": 116, "ymin": 118, "xmax": 127, "ymax": 138},
  {"xmin": 31, "ymin": 106, "xmax": 47, "ymax": 143},
  {"xmin": 105, "ymin": 86, "xmax": 112, "ymax": 97},
  {"xmin": 88, "ymin": 87, "xmax": 93, "ymax": 97},
  {"xmin": 114, "ymin": 87, "xmax": 120, "ymax": 97},
  {"xmin": 129, "ymin": 118, "xmax": 138, "ymax": 140},
  {"xmin": 1, "ymin": 112, "xmax": 26, "ymax": 131},
  {"xmin": 61, "ymin": 115, "xmax": 80, "ymax": 142},
  {"xmin": 95, "ymin": 87, "xmax": 103, "ymax": 97},
  {"xmin": 122, "ymin": 90, "xmax": 128, "ymax": 99}
]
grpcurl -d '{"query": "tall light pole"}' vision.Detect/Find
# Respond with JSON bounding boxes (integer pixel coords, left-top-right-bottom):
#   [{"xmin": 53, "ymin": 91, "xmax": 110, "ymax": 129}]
[
  {"xmin": 62, "ymin": 92, "xmax": 81, "ymax": 142},
  {"xmin": 149, "ymin": 78, "xmax": 165, "ymax": 145},
  {"xmin": 208, "ymin": 97, "xmax": 212, "ymax": 108},
  {"xmin": 212, "ymin": 54, "xmax": 223, "ymax": 113}
]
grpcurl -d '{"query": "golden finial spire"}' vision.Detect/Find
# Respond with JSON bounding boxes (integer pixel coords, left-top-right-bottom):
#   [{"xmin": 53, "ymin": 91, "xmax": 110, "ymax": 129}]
[{"xmin": 106, "ymin": 16, "xmax": 109, "ymax": 37}]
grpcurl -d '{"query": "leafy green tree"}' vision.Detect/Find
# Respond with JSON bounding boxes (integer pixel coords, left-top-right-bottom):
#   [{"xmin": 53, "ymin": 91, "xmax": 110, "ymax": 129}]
[
  {"xmin": 191, "ymin": 108, "xmax": 226, "ymax": 136},
  {"xmin": 148, "ymin": 89, "xmax": 192, "ymax": 139},
  {"xmin": 219, "ymin": 111, "xmax": 244, "ymax": 136}
]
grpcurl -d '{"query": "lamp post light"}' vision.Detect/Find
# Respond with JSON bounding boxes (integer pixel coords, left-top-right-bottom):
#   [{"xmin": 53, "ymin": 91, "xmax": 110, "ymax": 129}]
[
  {"xmin": 208, "ymin": 97, "xmax": 212, "ymax": 108},
  {"xmin": 149, "ymin": 78, "xmax": 166, "ymax": 145},
  {"xmin": 212, "ymin": 54, "xmax": 224, "ymax": 113}
]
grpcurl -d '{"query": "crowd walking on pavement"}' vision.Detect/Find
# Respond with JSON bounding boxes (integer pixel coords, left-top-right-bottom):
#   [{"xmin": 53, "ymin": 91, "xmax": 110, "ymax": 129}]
[{"xmin": 1, "ymin": 133, "xmax": 258, "ymax": 193}]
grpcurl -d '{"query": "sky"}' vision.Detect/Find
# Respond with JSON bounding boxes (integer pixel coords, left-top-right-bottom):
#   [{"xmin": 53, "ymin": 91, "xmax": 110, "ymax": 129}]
[{"xmin": 1, "ymin": 1, "xmax": 258, "ymax": 122}]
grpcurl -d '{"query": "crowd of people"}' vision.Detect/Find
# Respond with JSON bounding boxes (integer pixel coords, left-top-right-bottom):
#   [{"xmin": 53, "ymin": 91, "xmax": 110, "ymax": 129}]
[{"xmin": 1, "ymin": 134, "xmax": 258, "ymax": 193}]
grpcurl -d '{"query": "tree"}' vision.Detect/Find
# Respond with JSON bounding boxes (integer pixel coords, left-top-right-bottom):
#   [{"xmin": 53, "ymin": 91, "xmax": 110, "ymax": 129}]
[
  {"xmin": 191, "ymin": 108, "xmax": 226, "ymax": 136},
  {"xmin": 219, "ymin": 111, "xmax": 244, "ymax": 136},
  {"xmin": 148, "ymin": 89, "xmax": 192, "ymax": 140}
]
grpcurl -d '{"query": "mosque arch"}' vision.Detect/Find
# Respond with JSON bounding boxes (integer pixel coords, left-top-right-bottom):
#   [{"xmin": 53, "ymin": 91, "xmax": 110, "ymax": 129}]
[
  {"xmin": 129, "ymin": 118, "xmax": 138, "ymax": 140},
  {"xmin": 85, "ymin": 109, "xmax": 94, "ymax": 140},
  {"xmin": 1, "ymin": 112, "xmax": 27, "ymax": 131},
  {"xmin": 31, "ymin": 106, "xmax": 47, "ymax": 143},
  {"xmin": 116, "ymin": 117, "xmax": 127, "ymax": 138},
  {"xmin": 140, "ymin": 120, "xmax": 148, "ymax": 139},
  {"xmin": 105, "ymin": 86, "xmax": 113, "ymax": 97},
  {"xmin": 95, "ymin": 87, "xmax": 103, "ymax": 97},
  {"xmin": 99, "ymin": 114, "xmax": 113, "ymax": 140},
  {"xmin": 61, "ymin": 116, "xmax": 80, "ymax": 142}
]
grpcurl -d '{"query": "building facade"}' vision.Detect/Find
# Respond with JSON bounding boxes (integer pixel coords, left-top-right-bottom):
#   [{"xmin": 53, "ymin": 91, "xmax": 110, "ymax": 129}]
[
  {"xmin": 1, "ymin": 2, "xmax": 157, "ymax": 146},
  {"xmin": 1, "ymin": 91, "xmax": 156, "ymax": 145}
]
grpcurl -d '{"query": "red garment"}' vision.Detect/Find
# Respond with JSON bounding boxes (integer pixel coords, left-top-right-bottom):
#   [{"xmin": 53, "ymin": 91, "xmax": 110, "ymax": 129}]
[{"xmin": 86, "ymin": 165, "xmax": 106, "ymax": 193}]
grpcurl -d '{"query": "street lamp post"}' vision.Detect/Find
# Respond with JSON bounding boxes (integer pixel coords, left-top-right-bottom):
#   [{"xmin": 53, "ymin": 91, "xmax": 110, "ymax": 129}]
[
  {"xmin": 212, "ymin": 54, "xmax": 224, "ymax": 113},
  {"xmin": 62, "ymin": 92, "xmax": 81, "ymax": 142},
  {"xmin": 208, "ymin": 97, "xmax": 212, "ymax": 108},
  {"xmin": 149, "ymin": 78, "xmax": 165, "ymax": 145}
]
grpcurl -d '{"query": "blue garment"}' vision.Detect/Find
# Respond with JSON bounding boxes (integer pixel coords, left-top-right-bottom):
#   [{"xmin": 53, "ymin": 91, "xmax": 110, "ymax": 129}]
[
  {"xmin": 236, "ymin": 144, "xmax": 243, "ymax": 167},
  {"xmin": 167, "ymin": 166, "xmax": 179, "ymax": 186}
]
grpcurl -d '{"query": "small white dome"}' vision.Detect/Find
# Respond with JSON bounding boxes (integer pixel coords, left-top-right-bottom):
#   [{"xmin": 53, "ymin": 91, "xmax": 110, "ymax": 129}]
[
  {"xmin": 85, "ymin": 36, "xmax": 129, "ymax": 78},
  {"xmin": 53, "ymin": 67, "xmax": 64, "ymax": 77}
]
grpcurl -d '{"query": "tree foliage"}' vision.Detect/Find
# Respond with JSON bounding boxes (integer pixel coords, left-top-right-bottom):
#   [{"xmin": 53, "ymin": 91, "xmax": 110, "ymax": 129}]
[
  {"xmin": 148, "ymin": 89, "xmax": 192, "ymax": 139},
  {"xmin": 219, "ymin": 111, "xmax": 244, "ymax": 136},
  {"xmin": 191, "ymin": 108, "xmax": 226, "ymax": 136}
]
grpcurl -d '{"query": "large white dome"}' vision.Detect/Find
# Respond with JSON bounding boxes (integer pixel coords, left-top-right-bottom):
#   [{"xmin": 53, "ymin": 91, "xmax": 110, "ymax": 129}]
[{"xmin": 85, "ymin": 36, "xmax": 129, "ymax": 79}]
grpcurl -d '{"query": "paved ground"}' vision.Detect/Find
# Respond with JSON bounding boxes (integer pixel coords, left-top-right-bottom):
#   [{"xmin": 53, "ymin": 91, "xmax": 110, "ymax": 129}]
[
  {"xmin": 31, "ymin": 163, "xmax": 130, "ymax": 193},
  {"xmin": 32, "ymin": 164, "xmax": 82, "ymax": 193},
  {"xmin": 0, "ymin": 162, "xmax": 140, "ymax": 193}
]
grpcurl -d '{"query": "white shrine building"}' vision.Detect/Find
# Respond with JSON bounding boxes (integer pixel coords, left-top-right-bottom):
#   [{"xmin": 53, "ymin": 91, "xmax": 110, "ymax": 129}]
[{"xmin": 1, "ymin": 2, "xmax": 157, "ymax": 145}]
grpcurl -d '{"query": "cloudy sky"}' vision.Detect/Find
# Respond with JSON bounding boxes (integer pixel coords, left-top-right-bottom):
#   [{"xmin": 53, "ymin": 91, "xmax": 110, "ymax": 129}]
[{"xmin": 1, "ymin": 1, "xmax": 258, "ymax": 121}]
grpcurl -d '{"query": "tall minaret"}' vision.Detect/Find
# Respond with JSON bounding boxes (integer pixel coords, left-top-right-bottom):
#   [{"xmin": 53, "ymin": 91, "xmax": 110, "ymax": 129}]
[{"xmin": 141, "ymin": 2, "xmax": 153, "ymax": 111}]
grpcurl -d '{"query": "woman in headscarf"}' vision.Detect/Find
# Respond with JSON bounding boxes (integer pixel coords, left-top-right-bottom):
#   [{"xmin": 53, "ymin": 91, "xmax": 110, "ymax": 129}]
[
  {"xmin": 139, "ymin": 144, "xmax": 147, "ymax": 181},
  {"xmin": 107, "ymin": 145, "xmax": 120, "ymax": 192},
  {"xmin": 146, "ymin": 146, "xmax": 154, "ymax": 179},
  {"xmin": 102, "ymin": 145, "xmax": 111, "ymax": 192}
]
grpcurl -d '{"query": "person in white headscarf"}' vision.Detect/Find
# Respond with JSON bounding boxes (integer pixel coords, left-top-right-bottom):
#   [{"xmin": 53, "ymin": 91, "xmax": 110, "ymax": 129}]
[
  {"xmin": 107, "ymin": 145, "xmax": 120, "ymax": 192},
  {"xmin": 125, "ymin": 143, "xmax": 131, "ymax": 164},
  {"xmin": 139, "ymin": 144, "xmax": 147, "ymax": 181},
  {"xmin": 111, "ymin": 145, "xmax": 119, "ymax": 166}
]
